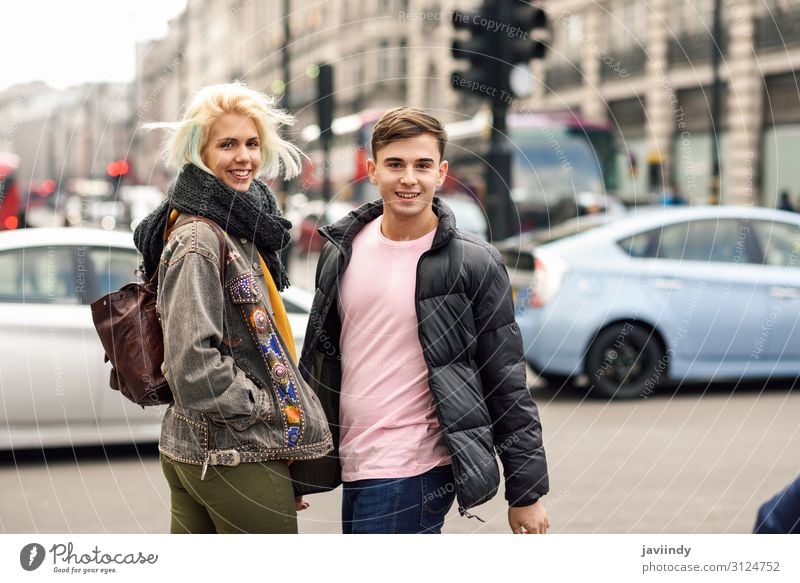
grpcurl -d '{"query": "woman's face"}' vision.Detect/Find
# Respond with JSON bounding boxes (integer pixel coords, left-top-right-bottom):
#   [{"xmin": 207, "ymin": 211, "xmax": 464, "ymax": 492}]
[{"xmin": 202, "ymin": 113, "xmax": 262, "ymax": 192}]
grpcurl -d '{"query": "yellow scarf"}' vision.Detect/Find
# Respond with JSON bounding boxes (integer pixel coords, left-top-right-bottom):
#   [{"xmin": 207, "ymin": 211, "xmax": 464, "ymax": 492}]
[
  {"xmin": 257, "ymin": 253, "xmax": 297, "ymax": 361},
  {"xmin": 166, "ymin": 211, "xmax": 297, "ymax": 362}
]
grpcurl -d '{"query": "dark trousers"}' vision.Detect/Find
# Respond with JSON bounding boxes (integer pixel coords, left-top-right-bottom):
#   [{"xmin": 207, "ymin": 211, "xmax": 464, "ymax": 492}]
[{"xmin": 342, "ymin": 465, "xmax": 457, "ymax": 534}]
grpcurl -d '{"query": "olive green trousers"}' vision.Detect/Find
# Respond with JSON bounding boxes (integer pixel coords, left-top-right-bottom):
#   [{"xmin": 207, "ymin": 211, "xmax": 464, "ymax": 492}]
[{"xmin": 160, "ymin": 454, "xmax": 297, "ymax": 533}]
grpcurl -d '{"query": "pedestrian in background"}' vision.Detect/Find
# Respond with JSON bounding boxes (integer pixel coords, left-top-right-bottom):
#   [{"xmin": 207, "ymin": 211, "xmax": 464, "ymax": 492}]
[
  {"xmin": 134, "ymin": 82, "xmax": 332, "ymax": 534},
  {"xmin": 291, "ymin": 107, "xmax": 550, "ymax": 534},
  {"xmin": 778, "ymin": 190, "xmax": 795, "ymax": 212}
]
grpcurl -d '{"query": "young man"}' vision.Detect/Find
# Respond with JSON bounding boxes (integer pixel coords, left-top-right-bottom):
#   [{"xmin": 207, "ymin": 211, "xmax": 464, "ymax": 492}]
[{"xmin": 293, "ymin": 107, "xmax": 549, "ymax": 534}]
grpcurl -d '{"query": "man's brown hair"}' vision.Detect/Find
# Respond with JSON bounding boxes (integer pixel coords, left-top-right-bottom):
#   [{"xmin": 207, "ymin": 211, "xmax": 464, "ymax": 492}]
[{"xmin": 370, "ymin": 107, "xmax": 448, "ymax": 159}]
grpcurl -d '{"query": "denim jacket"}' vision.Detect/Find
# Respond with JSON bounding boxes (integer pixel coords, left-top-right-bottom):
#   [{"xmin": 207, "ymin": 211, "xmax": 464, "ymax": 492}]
[{"xmin": 156, "ymin": 217, "xmax": 333, "ymax": 473}]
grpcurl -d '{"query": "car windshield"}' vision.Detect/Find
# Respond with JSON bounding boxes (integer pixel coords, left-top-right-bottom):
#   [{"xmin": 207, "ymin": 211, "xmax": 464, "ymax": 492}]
[{"xmin": 511, "ymin": 130, "xmax": 605, "ymax": 203}]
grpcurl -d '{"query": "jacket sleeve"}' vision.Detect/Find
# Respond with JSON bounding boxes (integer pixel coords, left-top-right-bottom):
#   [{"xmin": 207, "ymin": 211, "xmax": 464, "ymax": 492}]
[
  {"xmin": 472, "ymin": 249, "xmax": 549, "ymax": 507},
  {"xmin": 159, "ymin": 242, "xmax": 269, "ymax": 431},
  {"xmin": 754, "ymin": 476, "xmax": 800, "ymax": 534}
]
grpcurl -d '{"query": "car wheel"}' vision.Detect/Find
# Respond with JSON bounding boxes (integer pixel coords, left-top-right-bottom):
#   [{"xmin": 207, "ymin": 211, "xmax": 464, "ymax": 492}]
[{"xmin": 585, "ymin": 324, "xmax": 665, "ymax": 399}]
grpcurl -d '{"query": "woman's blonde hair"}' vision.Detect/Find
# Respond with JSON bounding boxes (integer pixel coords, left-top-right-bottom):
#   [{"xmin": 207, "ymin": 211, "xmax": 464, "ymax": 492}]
[{"xmin": 147, "ymin": 82, "xmax": 304, "ymax": 180}]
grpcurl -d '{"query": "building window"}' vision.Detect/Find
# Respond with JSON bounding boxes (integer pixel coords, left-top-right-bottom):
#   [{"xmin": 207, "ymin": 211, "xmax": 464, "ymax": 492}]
[
  {"xmin": 564, "ymin": 13, "xmax": 583, "ymax": 60},
  {"xmin": 379, "ymin": 40, "xmax": 390, "ymax": 78},
  {"xmin": 674, "ymin": 0, "xmax": 714, "ymax": 34},
  {"xmin": 756, "ymin": 0, "xmax": 800, "ymax": 49},
  {"xmin": 668, "ymin": 0, "xmax": 729, "ymax": 65},
  {"xmin": 606, "ymin": 0, "xmax": 645, "ymax": 51},
  {"xmin": 545, "ymin": 10, "xmax": 583, "ymax": 91},
  {"xmin": 399, "ymin": 39, "xmax": 407, "ymax": 78}
]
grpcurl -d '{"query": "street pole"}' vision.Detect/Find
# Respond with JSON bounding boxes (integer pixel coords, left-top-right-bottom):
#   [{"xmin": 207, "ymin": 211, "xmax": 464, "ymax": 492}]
[
  {"xmin": 487, "ymin": 100, "xmax": 513, "ymax": 241},
  {"xmin": 282, "ymin": 0, "xmax": 291, "ymax": 109},
  {"xmin": 709, "ymin": 0, "xmax": 723, "ymax": 205},
  {"xmin": 486, "ymin": 0, "xmax": 513, "ymax": 241},
  {"xmin": 316, "ymin": 64, "xmax": 334, "ymax": 202},
  {"xmin": 280, "ymin": 0, "xmax": 292, "ymax": 268}
]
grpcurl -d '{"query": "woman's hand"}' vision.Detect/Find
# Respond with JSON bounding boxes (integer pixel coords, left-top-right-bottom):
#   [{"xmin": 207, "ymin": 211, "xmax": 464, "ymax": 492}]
[{"xmin": 295, "ymin": 496, "xmax": 310, "ymax": 511}]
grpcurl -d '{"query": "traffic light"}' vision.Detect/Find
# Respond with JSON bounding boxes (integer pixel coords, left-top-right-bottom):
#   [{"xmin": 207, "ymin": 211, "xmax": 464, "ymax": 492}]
[
  {"xmin": 508, "ymin": 1, "xmax": 548, "ymax": 63},
  {"xmin": 451, "ymin": 2, "xmax": 501, "ymax": 100},
  {"xmin": 451, "ymin": 1, "xmax": 549, "ymax": 101},
  {"xmin": 106, "ymin": 159, "xmax": 130, "ymax": 192}
]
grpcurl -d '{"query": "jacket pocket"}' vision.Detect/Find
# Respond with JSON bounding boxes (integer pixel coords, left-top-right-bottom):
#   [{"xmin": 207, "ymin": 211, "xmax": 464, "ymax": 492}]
[
  {"xmin": 160, "ymin": 408, "xmax": 209, "ymax": 464},
  {"xmin": 209, "ymin": 387, "xmax": 271, "ymax": 433}
]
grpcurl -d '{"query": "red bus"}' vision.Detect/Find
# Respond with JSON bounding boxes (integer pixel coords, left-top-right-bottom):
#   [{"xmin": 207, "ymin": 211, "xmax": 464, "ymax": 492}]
[
  {"xmin": 0, "ymin": 152, "xmax": 21, "ymax": 230},
  {"xmin": 298, "ymin": 110, "xmax": 383, "ymax": 204}
]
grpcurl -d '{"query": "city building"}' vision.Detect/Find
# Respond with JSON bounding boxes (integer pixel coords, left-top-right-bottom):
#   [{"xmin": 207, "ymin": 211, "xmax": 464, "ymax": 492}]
[
  {"xmin": 0, "ymin": 81, "xmax": 133, "ymax": 188},
  {"xmin": 4, "ymin": 0, "xmax": 797, "ymax": 211},
  {"xmin": 535, "ymin": 0, "xmax": 800, "ymax": 208}
]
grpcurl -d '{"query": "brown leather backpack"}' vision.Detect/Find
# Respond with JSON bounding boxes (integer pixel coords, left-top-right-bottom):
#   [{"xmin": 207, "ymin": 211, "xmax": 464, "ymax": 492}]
[{"xmin": 90, "ymin": 216, "xmax": 226, "ymax": 407}]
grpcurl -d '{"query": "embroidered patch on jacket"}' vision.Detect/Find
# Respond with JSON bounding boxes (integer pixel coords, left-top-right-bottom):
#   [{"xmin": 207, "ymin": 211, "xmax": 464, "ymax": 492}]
[
  {"xmin": 227, "ymin": 272, "xmax": 262, "ymax": 303},
  {"xmin": 244, "ymin": 308, "xmax": 304, "ymax": 448},
  {"xmin": 250, "ymin": 308, "xmax": 268, "ymax": 334}
]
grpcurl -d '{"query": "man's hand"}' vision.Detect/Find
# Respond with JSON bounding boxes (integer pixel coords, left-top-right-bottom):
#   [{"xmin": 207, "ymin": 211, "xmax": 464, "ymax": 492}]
[
  {"xmin": 295, "ymin": 496, "xmax": 310, "ymax": 512},
  {"xmin": 508, "ymin": 500, "xmax": 550, "ymax": 534}
]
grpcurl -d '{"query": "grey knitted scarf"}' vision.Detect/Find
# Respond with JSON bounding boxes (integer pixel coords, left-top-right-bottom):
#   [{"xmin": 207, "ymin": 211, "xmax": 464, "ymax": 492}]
[{"xmin": 133, "ymin": 163, "xmax": 291, "ymax": 290}]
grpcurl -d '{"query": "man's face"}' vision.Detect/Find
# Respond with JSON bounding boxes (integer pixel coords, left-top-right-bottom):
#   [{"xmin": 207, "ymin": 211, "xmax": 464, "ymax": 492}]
[{"xmin": 367, "ymin": 133, "xmax": 448, "ymax": 226}]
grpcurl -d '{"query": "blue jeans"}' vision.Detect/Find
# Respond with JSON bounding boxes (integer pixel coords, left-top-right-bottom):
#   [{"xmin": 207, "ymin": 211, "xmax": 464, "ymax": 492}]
[{"xmin": 342, "ymin": 465, "xmax": 456, "ymax": 534}]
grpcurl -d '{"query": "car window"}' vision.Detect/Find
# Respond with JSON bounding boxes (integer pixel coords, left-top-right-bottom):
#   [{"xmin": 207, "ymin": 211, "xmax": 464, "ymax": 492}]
[
  {"xmin": 619, "ymin": 219, "xmax": 753, "ymax": 263},
  {"xmin": 0, "ymin": 246, "xmax": 78, "ymax": 304},
  {"xmin": 618, "ymin": 228, "xmax": 659, "ymax": 258},
  {"xmin": 618, "ymin": 219, "xmax": 755, "ymax": 263},
  {"xmin": 750, "ymin": 220, "xmax": 800, "ymax": 267},
  {"xmin": 660, "ymin": 219, "xmax": 752, "ymax": 263},
  {"xmin": 85, "ymin": 247, "xmax": 140, "ymax": 297}
]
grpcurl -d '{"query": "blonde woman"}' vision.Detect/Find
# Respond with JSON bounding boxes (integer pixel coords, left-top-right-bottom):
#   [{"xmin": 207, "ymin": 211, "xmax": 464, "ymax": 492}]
[{"xmin": 134, "ymin": 82, "xmax": 332, "ymax": 534}]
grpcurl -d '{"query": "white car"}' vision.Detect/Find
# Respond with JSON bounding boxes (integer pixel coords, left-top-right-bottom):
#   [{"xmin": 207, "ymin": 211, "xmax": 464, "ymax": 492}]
[
  {"xmin": 0, "ymin": 227, "xmax": 312, "ymax": 450},
  {"xmin": 438, "ymin": 194, "xmax": 489, "ymax": 240}
]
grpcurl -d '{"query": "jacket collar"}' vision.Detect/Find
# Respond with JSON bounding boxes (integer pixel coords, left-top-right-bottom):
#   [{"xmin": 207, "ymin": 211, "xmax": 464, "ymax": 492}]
[{"xmin": 320, "ymin": 196, "xmax": 457, "ymax": 251}]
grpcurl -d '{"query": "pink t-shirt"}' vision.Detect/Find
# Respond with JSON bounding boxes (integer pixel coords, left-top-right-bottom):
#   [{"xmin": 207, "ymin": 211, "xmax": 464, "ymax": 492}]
[{"xmin": 337, "ymin": 216, "xmax": 450, "ymax": 481}]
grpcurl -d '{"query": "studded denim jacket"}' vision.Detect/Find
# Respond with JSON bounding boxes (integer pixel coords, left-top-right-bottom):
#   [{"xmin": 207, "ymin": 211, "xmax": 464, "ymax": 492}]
[{"xmin": 156, "ymin": 217, "xmax": 333, "ymax": 474}]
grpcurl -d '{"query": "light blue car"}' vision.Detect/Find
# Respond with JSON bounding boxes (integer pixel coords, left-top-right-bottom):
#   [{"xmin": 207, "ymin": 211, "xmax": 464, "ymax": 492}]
[{"xmin": 508, "ymin": 206, "xmax": 800, "ymax": 399}]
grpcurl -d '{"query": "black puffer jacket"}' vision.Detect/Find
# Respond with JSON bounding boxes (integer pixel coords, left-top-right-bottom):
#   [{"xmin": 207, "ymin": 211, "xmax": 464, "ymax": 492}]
[{"xmin": 291, "ymin": 198, "xmax": 549, "ymax": 513}]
